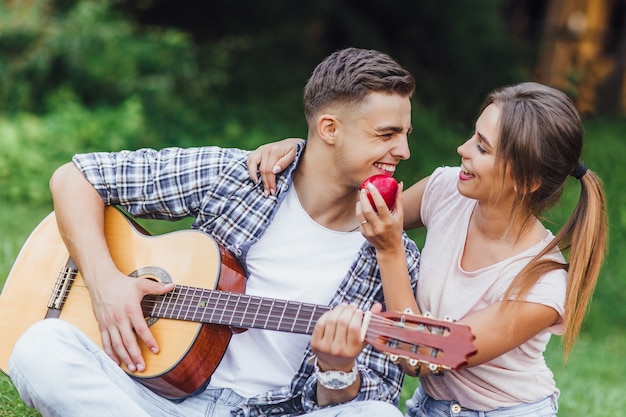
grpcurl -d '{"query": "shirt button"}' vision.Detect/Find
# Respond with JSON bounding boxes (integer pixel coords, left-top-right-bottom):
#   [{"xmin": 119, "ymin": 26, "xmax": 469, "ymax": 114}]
[{"xmin": 451, "ymin": 403, "xmax": 462, "ymax": 414}]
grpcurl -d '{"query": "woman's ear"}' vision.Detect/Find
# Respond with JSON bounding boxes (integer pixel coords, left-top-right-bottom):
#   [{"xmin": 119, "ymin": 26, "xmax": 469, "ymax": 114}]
[
  {"xmin": 530, "ymin": 179, "xmax": 542, "ymax": 193},
  {"xmin": 517, "ymin": 179, "xmax": 541, "ymax": 194}
]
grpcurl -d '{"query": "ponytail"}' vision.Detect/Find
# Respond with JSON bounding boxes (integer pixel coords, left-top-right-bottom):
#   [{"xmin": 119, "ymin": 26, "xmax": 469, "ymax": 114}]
[
  {"xmin": 560, "ymin": 169, "xmax": 608, "ymax": 355},
  {"xmin": 505, "ymin": 168, "xmax": 607, "ymax": 358}
]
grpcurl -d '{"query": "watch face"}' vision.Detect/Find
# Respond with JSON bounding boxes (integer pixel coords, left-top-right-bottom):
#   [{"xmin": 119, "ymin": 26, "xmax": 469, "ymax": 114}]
[{"xmin": 324, "ymin": 378, "xmax": 350, "ymax": 390}]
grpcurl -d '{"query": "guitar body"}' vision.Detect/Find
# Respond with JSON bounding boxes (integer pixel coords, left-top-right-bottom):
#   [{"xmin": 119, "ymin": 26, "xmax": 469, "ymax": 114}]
[{"xmin": 0, "ymin": 207, "xmax": 246, "ymax": 399}]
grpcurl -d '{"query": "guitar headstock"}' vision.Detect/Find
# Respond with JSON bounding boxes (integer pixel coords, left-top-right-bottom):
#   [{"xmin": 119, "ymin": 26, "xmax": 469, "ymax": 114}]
[{"xmin": 363, "ymin": 310, "xmax": 476, "ymax": 371}]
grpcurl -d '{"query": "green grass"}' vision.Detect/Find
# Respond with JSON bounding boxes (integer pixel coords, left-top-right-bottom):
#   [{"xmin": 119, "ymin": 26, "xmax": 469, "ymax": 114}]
[{"xmin": 0, "ymin": 374, "xmax": 40, "ymax": 416}]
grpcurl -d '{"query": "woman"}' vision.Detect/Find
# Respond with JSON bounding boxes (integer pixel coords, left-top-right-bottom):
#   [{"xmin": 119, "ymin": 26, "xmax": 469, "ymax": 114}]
[{"xmin": 247, "ymin": 82, "xmax": 608, "ymax": 416}]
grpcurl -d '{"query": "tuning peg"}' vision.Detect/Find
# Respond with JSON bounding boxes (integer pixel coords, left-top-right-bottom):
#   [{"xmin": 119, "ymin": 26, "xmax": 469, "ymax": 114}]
[{"xmin": 428, "ymin": 363, "xmax": 450, "ymax": 376}]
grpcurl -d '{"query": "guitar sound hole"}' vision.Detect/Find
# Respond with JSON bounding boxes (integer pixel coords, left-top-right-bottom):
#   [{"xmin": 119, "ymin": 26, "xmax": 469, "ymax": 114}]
[{"xmin": 129, "ymin": 266, "xmax": 172, "ymax": 327}]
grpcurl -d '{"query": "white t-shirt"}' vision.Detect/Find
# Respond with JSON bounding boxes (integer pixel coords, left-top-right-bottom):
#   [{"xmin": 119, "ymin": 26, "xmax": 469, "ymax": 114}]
[
  {"xmin": 417, "ymin": 166, "xmax": 567, "ymax": 410},
  {"xmin": 209, "ymin": 185, "xmax": 365, "ymax": 397}
]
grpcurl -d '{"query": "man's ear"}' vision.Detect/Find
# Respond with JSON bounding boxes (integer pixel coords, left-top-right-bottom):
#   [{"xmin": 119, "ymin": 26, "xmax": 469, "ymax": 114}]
[{"xmin": 316, "ymin": 114, "xmax": 339, "ymax": 145}]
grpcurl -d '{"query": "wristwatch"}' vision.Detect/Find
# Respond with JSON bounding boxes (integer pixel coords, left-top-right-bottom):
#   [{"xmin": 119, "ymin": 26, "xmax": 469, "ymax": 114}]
[{"xmin": 314, "ymin": 358, "xmax": 358, "ymax": 390}]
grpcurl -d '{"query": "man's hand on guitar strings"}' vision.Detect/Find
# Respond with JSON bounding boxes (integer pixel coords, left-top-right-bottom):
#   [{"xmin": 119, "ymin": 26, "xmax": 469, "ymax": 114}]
[{"xmin": 88, "ymin": 270, "xmax": 174, "ymax": 373}]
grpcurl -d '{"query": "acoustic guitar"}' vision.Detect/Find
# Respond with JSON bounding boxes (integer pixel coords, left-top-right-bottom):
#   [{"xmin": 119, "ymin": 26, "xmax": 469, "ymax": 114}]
[{"xmin": 0, "ymin": 207, "xmax": 476, "ymax": 399}]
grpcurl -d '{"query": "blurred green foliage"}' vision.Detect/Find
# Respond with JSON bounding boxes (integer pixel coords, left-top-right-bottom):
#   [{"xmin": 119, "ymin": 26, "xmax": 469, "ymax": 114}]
[
  {"xmin": 0, "ymin": 0, "xmax": 303, "ymax": 206},
  {"xmin": 0, "ymin": 0, "xmax": 306, "ymax": 151},
  {"xmin": 0, "ymin": 0, "xmax": 529, "ymax": 150}
]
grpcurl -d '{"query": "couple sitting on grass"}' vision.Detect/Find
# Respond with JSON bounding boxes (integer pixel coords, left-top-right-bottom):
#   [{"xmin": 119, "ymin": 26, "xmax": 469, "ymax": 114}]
[{"xmin": 9, "ymin": 47, "xmax": 606, "ymax": 417}]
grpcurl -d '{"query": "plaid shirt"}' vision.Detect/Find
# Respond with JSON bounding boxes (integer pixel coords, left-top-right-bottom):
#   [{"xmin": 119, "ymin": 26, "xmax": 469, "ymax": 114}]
[{"xmin": 73, "ymin": 142, "xmax": 420, "ymax": 416}]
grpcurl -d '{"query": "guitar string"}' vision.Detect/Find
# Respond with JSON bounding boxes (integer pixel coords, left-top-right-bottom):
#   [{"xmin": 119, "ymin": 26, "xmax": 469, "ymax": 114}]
[
  {"xmin": 140, "ymin": 286, "xmax": 456, "ymax": 338},
  {"xmin": 141, "ymin": 292, "xmax": 445, "ymax": 336},
  {"xmin": 146, "ymin": 299, "xmax": 327, "ymax": 333},
  {"xmin": 141, "ymin": 289, "xmax": 442, "ymax": 329},
  {"xmin": 147, "ymin": 288, "xmax": 328, "ymax": 326},
  {"xmin": 151, "ymin": 298, "xmax": 447, "ymax": 363},
  {"xmin": 68, "ymin": 282, "xmax": 456, "ymax": 366},
  {"xmin": 66, "ymin": 285, "xmax": 452, "ymax": 364},
  {"xmin": 146, "ymin": 292, "xmax": 326, "ymax": 324},
  {"xmin": 62, "ymin": 286, "xmax": 454, "ymax": 366},
  {"xmin": 145, "ymin": 298, "xmax": 438, "ymax": 350}
]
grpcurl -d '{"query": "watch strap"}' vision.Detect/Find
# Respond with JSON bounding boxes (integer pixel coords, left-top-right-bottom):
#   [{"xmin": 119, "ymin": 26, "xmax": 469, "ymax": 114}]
[{"xmin": 314, "ymin": 358, "xmax": 358, "ymax": 390}]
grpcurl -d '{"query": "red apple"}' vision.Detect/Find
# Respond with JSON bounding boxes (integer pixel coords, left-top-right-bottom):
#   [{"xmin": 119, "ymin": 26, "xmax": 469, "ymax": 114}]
[{"xmin": 361, "ymin": 174, "xmax": 399, "ymax": 212}]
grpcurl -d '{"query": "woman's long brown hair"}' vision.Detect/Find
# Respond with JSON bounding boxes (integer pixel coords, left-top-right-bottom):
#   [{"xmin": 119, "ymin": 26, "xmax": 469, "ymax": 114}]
[{"xmin": 484, "ymin": 82, "xmax": 608, "ymax": 358}]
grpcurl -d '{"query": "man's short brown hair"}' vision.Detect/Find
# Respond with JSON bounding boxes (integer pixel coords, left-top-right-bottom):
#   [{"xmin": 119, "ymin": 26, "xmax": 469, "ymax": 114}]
[{"xmin": 303, "ymin": 48, "xmax": 415, "ymax": 125}]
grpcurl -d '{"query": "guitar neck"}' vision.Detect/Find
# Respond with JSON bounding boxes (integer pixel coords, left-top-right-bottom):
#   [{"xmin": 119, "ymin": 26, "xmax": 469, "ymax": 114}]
[{"xmin": 142, "ymin": 286, "xmax": 331, "ymax": 335}]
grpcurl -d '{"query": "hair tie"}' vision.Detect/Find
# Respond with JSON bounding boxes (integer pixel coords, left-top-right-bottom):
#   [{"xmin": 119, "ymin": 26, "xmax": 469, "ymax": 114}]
[{"xmin": 570, "ymin": 162, "xmax": 587, "ymax": 180}]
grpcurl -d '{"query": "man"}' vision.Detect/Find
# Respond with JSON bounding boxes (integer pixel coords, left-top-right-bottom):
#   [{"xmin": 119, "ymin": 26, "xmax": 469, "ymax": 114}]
[{"xmin": 9, "ymin": 47, "xmax": 419, "ymax": 417}]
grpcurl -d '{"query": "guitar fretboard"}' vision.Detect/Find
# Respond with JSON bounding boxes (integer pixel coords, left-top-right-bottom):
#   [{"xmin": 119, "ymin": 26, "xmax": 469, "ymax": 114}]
[{"xmin": 142, "ymin": 286, "xmax": 331, "ymax": 334}]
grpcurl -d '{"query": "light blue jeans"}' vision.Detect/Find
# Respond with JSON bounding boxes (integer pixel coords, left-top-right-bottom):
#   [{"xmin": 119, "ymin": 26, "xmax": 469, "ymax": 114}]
[
  {"xmin": 405, "ymin": 387, "xmax": 558, "ymax": 417},
  {"xmin": 9, "ymin": 319, "xmax": 403, "ymax": 417}
]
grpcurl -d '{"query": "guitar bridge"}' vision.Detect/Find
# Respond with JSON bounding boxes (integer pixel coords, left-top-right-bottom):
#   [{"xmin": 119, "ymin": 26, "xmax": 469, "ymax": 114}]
[{"xmin": 45, "ymin": 257, "xmax": 79, "ymax": 318}]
